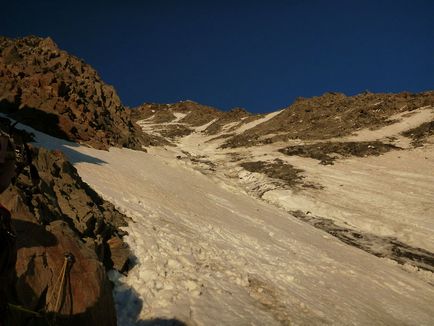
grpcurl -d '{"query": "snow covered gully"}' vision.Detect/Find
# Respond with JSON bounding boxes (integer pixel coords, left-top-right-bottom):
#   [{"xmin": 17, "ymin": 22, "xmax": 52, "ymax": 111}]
[{"xmin": 69, "ymin": 146, "xmax": 434, "ymax": 326}]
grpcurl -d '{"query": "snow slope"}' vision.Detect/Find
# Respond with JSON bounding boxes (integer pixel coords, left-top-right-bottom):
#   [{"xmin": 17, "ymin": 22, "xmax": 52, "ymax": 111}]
[
  {"xmin": 18, "ymin": 129, "xmax": 431, "ymax": 325},
  {"xmin": 137, "ymin": 106, "xmax": 434, "ymax": 253},
  {"xmin": 9, "ymin": 111, "xmax": 434, "ymax": 325},
  {"xmin": 72, "ymin": 146, "xmax": 434, "ymax": 325}
]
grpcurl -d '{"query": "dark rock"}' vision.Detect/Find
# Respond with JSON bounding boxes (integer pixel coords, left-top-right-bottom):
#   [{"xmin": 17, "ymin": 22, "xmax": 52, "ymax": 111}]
[
  {"xmin": 0, "ymin": 203, "xmax": 16, "ymax": 325},
  {"xmin": 279, "ymin": 141, "xmax": 402, "ymax": 165},
  {"xmin": 401, "ymin": 120, "xmax": 434, "ymax": 147}
]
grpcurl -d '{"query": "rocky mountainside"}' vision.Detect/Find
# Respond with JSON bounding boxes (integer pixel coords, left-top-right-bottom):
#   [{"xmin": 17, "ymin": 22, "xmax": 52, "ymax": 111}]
[
  {"xmin": 222, "ymin": 91, "xmax": 434, "ymax": 147},
  {"xmin": 1, "ymin": 34, "xmax": 433, "ymax": 325},
  {"xmin": 134, "ymin": 91, "xmax": 434, "ymax": 150},
  {"xmin": 0, "ymin": 36, "xmax": 163, "ymax": 150},
  {"xmin": 0, "ymin": 117, "xmax": 130, "ymax": 325},
  {"xmin": 132, "ymin": 100, "xmax": 256, "ymax": 140}
]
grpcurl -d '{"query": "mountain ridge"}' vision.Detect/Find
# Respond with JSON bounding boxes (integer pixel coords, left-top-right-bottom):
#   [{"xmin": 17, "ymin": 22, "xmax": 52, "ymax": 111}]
[
  {"xmin": 0, "ymin": 35, "xmax": 165, "ymax": 150},
  {"xmin": 1, "ymin": 35, "xmax": 434, "ymax": 325}
]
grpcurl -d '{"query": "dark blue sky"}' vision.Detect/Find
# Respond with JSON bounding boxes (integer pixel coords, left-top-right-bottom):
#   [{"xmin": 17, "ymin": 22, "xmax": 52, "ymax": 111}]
[{"xmin": 2, "ymin": 1, "xmax": 434, "ymax": 113}]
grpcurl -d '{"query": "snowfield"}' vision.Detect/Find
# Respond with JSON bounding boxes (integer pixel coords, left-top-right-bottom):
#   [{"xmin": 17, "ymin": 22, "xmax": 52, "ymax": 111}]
[
  {"xmin": 75, "ymin": 146, "xmax": 434, "ymax": 325},
  {"xmin": 72, "ymin": 147, "xmax": 434, "ymax": 325},
  {"xmin": 14, "ymin": 118, "xmax": 434, "ymax": 325}
]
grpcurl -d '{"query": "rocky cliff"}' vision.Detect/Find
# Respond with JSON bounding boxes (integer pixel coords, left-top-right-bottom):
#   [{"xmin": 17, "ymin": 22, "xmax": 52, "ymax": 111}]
[
  {"xmin": 0, "ymin": 36, "xmax": 163, "ymax": 150},
  {"xmin": 0, "ymin": 118, "xmax": 130, "ymax": 325}
]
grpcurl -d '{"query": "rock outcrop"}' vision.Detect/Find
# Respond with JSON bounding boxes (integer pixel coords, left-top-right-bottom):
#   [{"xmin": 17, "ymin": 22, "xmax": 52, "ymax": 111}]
[
  {"xmin": 222, "ymin": 91, "xmax": 434, "ymax": 147},
  {"xmin": 133, "ymin": 100, "xmax": 258, "ymax": 141},
  {"xmin": 0, "ymin": 36, "xmax": 160, "ymax": 150},
  {"xmin": 0, "ymin": 118, "xmax": 130, "ymax": 325},
  {"xmin": 133, "ymin": 100, "xmax": 222, "ymax": 125}
]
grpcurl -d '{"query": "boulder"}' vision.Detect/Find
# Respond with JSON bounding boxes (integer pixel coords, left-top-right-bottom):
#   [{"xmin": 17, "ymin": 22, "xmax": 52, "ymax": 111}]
[
  {"xmin": 14, "ymin": 219, "xmax": 116, "ymax": 326},
  {"xmin": 107, "ymin": 236, "xmax": 130, "ymax": 273}
]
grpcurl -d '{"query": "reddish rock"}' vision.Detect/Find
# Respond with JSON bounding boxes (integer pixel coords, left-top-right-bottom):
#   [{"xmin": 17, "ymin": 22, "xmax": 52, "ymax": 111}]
[
  {"xmin": 14, "ymin": 219, "xmax": 116, "ymax": 326},
  {"xmin": 107, "ymin": 236, "xmax": 130, "ymax": 273},
  {"xmin": 0, "ymin": 36, "xmax": 163, "ymax": 150},
  {"xmin": 0, "ymin": 120, "xmax": 131, "ymax": 325}
]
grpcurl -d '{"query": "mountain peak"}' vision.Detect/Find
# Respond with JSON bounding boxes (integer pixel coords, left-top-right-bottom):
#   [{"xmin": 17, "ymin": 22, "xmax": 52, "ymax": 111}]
[{"xmin": 0, "ymin": 36, "xmax": 157, "ymax": 149}]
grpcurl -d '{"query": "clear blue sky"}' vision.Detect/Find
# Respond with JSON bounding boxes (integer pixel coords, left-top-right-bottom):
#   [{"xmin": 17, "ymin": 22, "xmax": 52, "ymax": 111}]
[{"xmin": 2, "ymin": 0, "xmax": 434, "ymax": 113}]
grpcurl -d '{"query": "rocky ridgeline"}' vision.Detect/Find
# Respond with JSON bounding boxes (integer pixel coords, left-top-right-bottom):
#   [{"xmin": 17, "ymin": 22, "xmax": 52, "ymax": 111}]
[
  {"xmin": 134, "ymin": 91, "xmax": 434, "ymax": 149},
  {"xmin": 133, "ymin": 100, "xmax": 223, "ymax": 124},
  {"xmin": 0, "ymin": 36, "xmax": 161, "ymax": 150},
  {"xmin": 0, "ymin": 119, "xmax": 130, "ymax": 325},
  {"xmin": 204, "ymin": 107, "xmax": 253, "ymax": 135},
  {"xmin": 222, "ymin": 91, "xmax": 434, "ymax": 147},
  {"xmin": 133, "ymin": 100, "xmax": 256, "ymax": 139}
]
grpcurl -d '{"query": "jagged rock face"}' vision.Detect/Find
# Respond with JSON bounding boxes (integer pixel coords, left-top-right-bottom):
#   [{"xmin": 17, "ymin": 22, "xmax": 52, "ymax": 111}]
[
  {"xmin": 0, "ymin": 36, "xmax": 149, "ymax": 150},
  {"xmin": 1, "ymin": 145, "xmax": 128, "ymax": 239},
  {"xmin": 0, "ymin": 119, "xmax": 130, "ymax": 325},
  {"xmin": 222, "ymin": 91, "xmax": 434, "ymax": 147},
  {"xmin": 107, "ymin": 236, "xmax": 130, "ymax": 273}
]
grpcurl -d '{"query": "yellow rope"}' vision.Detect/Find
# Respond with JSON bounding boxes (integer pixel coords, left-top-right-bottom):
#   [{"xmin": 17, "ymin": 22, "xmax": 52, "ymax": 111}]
[
  {"xmin": 45, "ymin": 252, "xmax": 74, "ymax": 314},
  {"xmin": 54, "ymin": 259, "xmax": 68, "ymax": 313},
  {"xmin": 45, "ymin": 257, "xmax": 67, "ymax": 312},
  {"xmin": 5, "ymin": 253, "xmax": 75, "ymax": 325}
]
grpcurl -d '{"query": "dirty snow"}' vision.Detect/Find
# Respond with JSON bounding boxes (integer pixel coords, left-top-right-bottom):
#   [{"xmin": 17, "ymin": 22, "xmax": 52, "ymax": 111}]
[{"xmin": 262, "ymin": 147, "xmax": 434, "ymax": 252}]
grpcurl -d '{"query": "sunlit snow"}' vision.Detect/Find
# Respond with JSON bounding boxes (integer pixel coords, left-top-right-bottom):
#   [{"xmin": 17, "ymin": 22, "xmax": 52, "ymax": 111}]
[{"xmin": 11, "ymin": 120, "xmax": 434, "ymax": 325}]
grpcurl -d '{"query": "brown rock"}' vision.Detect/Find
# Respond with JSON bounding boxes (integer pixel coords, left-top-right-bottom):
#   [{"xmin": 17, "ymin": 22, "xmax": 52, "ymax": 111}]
[
  {"xmin": 0, "ymin": 36, "xmax": 150, "ymax": 150},
  {"xmin": 107, "ymin": 236, "xmax": 130, "ymax": 273},
  {"xmin": 222, "ymin": 91, "xmax": 434, "ymax": 148},
  {"xmin": 0, "ymin": 120, "xmax": 131, "ymax": 324},
  {"xmin": 15, "ymin": 219, "xmax": 116, "ymax": 326}
]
